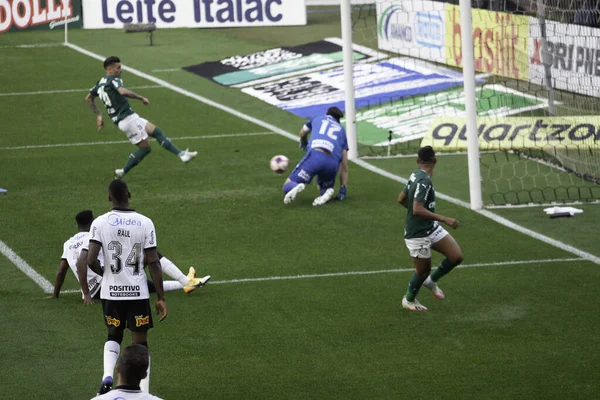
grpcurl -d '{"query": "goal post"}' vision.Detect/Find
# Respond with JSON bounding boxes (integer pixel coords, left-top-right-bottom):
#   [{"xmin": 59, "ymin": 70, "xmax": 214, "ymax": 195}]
[
  {"xmin": 340, "ymin": 0, "xmax": 483, "ymax": 208},
  {"xmin": 341, "ymin": 0, "xmax": 359, "ymax": 160},
  {"xmin": 342, "ymin": 0, "xmax": 600, "ymax": 207},
  {"xmin": 458, "ymin": 0, "xmax": 483, "ymax": 210}
]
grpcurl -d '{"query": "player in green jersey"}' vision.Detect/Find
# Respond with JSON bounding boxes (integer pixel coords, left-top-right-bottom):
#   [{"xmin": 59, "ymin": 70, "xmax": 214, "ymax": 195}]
[
  {"xmin": 397, "ymin": 146, "xmax": 464, "ymax": 311},
  {"xmin": 85, "ymin": 56, "xmax": 197, "ymax": 179}
]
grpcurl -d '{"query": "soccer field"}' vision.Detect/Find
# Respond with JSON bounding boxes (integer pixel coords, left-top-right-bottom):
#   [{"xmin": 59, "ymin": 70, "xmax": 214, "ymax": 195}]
[{"xmin": 1, "ymin": 11, "xmax": 600, "ymax": 400}]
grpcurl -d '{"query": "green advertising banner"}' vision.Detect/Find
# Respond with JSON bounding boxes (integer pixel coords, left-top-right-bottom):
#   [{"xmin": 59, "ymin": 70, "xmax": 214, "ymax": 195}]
[
  {"xmin": 354, "ymin": 84, "xmax": 549, "ymax": 146},
  {"xmin": 2, "ymin": 0, "xmax": 82, "ymax": 33}
]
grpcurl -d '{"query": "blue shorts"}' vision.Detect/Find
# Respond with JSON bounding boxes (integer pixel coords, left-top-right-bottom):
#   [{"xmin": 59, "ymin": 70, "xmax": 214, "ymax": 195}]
[{"xmin": 288, "ymin": 150, "xmax": 340, "ymax": 189}]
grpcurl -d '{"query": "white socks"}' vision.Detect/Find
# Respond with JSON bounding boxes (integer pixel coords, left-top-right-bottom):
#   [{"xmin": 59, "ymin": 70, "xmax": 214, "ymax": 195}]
[
  {"xmin": 160, "ymin": 256, "xmax": 188, "ymax": 286},
  {"xmin": 103, "ymin": 340, "xmax": 120, "ymax": 380},
  {"xmin": 140, "ymin": 353, "xmax": 151, "ymax": 392},
  {"xmin": 164, "ymin": 281, "xmax": 184, "ymax": 291}
]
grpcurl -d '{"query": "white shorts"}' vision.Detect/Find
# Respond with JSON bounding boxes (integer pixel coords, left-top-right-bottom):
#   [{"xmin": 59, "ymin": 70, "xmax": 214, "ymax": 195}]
[
  {"xmin": 404, "ymin": 225, "xmax": 449, "ymax": 258},
  {"xmin": 118, "ymin": 113, "xmax": 149, "ymax": 145}
]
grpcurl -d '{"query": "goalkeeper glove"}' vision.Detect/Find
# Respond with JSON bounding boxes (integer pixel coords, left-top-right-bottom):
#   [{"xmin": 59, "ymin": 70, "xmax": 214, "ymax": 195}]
[
  {"xmin": 336, "ymin": 186, "xmax": 347, "ymax": 201},
  {"xmin": 299, "ymin": 137, "xmax": 308, "ymax": 151}
]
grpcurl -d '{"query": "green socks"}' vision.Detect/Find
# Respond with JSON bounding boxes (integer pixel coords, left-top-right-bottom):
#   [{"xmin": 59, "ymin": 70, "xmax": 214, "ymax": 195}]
[
  {"xmin": 152, "ymin": 127, "xmax": 181, "ymax": 156},
  {"xmin": 123, "ymin": 146, "xmax": 152, "ymax": 174},
  {"xmin": 121, "ymin": 127, "xmax": 181, "ymax": 176},
  {"xmin": 405, "ymin": 273, "xmax": 426, "ymax": 302},
  {"xmin": 430, "ymin": 258, "xmax": 459, "ymax": 282}
]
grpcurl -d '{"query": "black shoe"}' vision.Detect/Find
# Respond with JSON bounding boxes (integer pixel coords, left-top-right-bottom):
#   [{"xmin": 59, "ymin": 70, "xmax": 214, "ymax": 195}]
[{"xmin": 97, "ymin": 376, "xmax": 113, "ymax": 395}]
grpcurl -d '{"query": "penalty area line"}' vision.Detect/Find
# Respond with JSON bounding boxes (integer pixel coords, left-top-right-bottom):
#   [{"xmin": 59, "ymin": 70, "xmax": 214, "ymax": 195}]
[
  {"xmin": 0, "ymin": 85, "xmax": 163, "ymax": 97},
  {"xmin": 0, "ymin": 43, "xmax": 64, "ymax": 49},
  {"xmin": 209, "ymin": 257, "xmax": 583, "ymax": 285},
  {"xmin": 56, "ymin": 257, "xmax": 585, "ymax": 294},
  {"xmin": 0, "ymin": 132, "xmax": 274, "ymax": 151}
]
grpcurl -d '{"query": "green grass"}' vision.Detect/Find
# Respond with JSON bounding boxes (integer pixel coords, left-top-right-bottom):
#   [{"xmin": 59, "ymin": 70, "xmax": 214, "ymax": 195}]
[{"xmin": 1, "ymin": 14, "xmax": 599, "ymax": 400}]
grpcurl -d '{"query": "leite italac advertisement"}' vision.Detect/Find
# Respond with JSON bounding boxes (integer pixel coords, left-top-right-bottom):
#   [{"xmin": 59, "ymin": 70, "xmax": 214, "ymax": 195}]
[
  {"xmin": 82, "ymin": 0, "xmax": 307, "ymax": 29},
  {"xmin": 0, "ymin": 0, "xmax": 82, "ymax": 33}
]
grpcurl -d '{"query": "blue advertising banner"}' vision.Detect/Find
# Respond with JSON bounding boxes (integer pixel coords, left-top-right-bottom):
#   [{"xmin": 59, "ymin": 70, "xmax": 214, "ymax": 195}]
[{"xmin": 242, "ymin": 58, "xmax": 469, "ymax": 118}]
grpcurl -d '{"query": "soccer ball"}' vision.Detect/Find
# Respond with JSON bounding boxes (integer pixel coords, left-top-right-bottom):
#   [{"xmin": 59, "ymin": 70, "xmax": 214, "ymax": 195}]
[{"xmin": 270, "ymin": 155, "xmax": 289, "ymax": 174}]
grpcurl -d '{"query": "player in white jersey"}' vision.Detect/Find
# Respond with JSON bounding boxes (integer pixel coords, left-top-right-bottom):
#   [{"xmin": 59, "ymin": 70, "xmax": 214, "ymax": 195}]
[
  {"xmin": 91, "ymin": 344, "xmax": 163, "ymax": 400},
  {"xmin": 85, "ymin": 179, "xmax": 167, "ymax": 395},
  {"xmin": 45, "ymin": 210, "xmax": 104, "ymax": 300},
  {"xmin": 47, "ymin": 211, "xmax": 210, "ymax": 302}
]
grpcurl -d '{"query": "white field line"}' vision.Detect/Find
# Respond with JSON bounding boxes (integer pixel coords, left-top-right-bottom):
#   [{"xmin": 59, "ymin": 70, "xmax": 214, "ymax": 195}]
[
  {"xmin": 55, "ymin": 257, "xmax": 584, "ymax": 293},
  {"xmin": 151, "ymin": 68, "xmax": 182, "ymax": 72},
  {"xmin": 0, "ymin": 240, "xmax": 53, "ymax": 292},
  {"xmin": 0, "ymin": 85, "xmax": 162, "ymax": 97},
  {"xmin": 360, "ymin": 151, "xmax": 498, "ymax": 160},
  {"xmin": 0, "ymin": 43, "xmax": 64, "ymax": 49},
  {"xmin": 0, "ymin": 132, "xmax": 274, "ymax": 151},
  {"xmin": 210, "ymin": 257, "xmax": 584, "ymax": 284},
  {"xmin": 487, "ymin": 200, "xmax": 600, "ymax": 209},
  {"xmin": 63, "ymin": 42, "xmax": 600, "ymax": 266}
]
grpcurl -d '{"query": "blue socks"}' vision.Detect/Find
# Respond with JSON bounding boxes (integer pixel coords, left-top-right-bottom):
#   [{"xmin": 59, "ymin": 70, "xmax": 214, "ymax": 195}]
[{"xmin": 283, "ymin": 181, "xmax": 298, "ymax": 194}]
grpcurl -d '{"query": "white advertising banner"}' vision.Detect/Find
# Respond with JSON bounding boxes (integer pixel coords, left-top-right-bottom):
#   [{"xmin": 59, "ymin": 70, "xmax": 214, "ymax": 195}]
[
  {"xmin": 306, "ymin": 1, "xmax": 375, "ymax": 4},
  {"xmin": 529, "ymin": 18, "xmax": 600, "ymax": 98},
  {"xmin": 82, "ymin": 0, "xmax": 307, "ymax": 29},
  {"xmin": 376, "ymin": 0, "xmax": 445, "ymax": 64}
]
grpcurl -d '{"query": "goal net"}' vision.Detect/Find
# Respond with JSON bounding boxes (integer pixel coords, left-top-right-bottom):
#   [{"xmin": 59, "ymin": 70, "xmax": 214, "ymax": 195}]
[{"xmin": 349, "ymin": 0, "xmax": 600, "ymax": 206}]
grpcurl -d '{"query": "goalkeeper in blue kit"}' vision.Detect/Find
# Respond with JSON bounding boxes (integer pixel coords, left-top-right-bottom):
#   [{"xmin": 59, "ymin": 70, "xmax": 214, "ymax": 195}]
[{"xmin": 282, "ymin": 107, "xmax": 349, "ymax": 206}]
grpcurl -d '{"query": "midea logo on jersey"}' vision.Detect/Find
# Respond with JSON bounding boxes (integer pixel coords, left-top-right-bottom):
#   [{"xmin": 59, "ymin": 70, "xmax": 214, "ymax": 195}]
[
  {"xmin": 108, "ymin": 214, "xmax": 142, "ymax": 227},
  {"xmin": 100, "ymin": 0, "xmax": 284, "ymax": 24}
]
